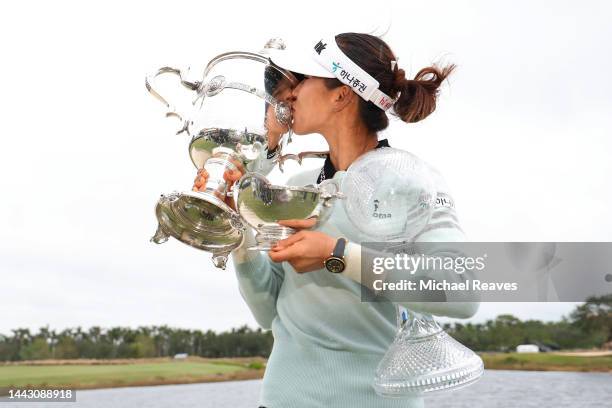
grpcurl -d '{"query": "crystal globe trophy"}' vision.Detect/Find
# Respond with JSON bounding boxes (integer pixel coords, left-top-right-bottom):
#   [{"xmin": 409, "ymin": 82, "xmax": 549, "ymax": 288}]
[{"xmin": 341, "ymin": 147, "xmax": 484, "ymax": 396}]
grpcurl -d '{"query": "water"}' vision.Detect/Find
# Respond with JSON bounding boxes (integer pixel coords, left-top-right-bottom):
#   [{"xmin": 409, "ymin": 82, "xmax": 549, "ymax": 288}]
[{"xmin": 1, "ymin": 371, "xmax": 610, "ymax": 407}]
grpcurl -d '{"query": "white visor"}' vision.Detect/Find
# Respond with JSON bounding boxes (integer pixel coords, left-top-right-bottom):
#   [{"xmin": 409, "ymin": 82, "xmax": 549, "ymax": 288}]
[
  {"xmin": 269, "ymin": 37, "xmax": 397, "ymax": 111},
  {"xmin": 268, "ymin": 48, "xmax": 335, "ymax": 78}
]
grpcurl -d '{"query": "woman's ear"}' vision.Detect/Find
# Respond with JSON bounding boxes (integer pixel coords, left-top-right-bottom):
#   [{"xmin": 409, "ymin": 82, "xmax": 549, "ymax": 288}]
[{"xmin": 331, "ymin": 85, "xmax": 355, "ymax": 112}]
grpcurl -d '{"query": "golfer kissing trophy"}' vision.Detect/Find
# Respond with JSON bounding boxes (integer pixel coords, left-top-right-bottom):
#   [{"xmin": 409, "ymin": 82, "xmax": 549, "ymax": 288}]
[
  {"xmin": 340, "ymin": 148, "xmax": 484, "ymax": 397},
  {"xmin": 146, "ymin": 43, "xmax": 343, "ymax": 269}
]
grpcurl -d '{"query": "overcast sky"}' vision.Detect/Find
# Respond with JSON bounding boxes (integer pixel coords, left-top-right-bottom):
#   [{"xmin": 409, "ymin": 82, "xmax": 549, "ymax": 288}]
[{"xmin": 1, "ymin": 0, "xmax": 610, "ymax": 334}]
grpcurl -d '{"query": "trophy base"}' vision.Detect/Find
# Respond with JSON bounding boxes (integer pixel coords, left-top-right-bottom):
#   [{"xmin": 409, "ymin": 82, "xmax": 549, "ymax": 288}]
[
  {"xmin": 153, "ymin": 190, "xmax": 244, "ymax": 268},
  {"xmin": 373, "ymin": 311, "xmax": 484, "ymax": 397},
  {"xmin": 247, "ymin": 225, "xmax": 296, "ymax": 251}
]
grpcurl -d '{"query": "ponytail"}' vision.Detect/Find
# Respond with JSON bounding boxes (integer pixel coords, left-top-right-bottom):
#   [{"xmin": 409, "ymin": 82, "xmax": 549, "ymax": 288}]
[{"xmin": 393, "ymin": 64, "xmax": 456, "ymax": 123}]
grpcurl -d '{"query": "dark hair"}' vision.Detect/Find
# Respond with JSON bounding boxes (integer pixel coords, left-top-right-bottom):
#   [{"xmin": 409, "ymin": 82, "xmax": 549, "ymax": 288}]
[
  {"xmin": 264, "ymin": 64, "xmax": 304, "ymax": 114},
  {"xmin": 324, "ymin": 33, "xmax": 456, "ymax": 132}
]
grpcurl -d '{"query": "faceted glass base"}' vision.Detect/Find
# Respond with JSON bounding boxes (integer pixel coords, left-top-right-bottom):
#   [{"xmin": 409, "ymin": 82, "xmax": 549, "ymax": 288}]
[
  {"xmin": 247, "ymin": 225, "xmax": 296, "ymax": 251},
  {"xmin": 374, "ymin": 311, "xmax": 484, "ymax": 397}
]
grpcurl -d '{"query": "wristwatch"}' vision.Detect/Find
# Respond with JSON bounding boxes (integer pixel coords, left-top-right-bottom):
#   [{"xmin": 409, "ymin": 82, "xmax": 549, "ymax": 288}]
[{"xmin": 324, "ymin": 238, "xmax": 347, "ymax": 273}]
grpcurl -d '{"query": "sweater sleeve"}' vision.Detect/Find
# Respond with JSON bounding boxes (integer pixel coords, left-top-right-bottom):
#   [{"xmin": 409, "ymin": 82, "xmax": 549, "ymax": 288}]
[
  {"xmin": 231, "ymin": 226, "xmax": 285, "ymax": 330},
  {"xmin": 245, "ymin": 144, "xmax": 279, "ymax": 175},
  {"xmin": 230, "ymin": 167, "xmax": 321, "ymax": 329},
  {"xmin": 229, "ymin": 146, "xmax": 285, "ymax": 329}
]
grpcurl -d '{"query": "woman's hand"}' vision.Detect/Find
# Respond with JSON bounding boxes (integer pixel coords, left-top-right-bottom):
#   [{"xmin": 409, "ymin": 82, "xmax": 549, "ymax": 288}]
[
  {"xmin": 192, "ymin": 159, "xmax": 245, "ymax": 211},
  {"xmin": 268, "ymin": 218, "xmax": 336, "ymax": 273}
]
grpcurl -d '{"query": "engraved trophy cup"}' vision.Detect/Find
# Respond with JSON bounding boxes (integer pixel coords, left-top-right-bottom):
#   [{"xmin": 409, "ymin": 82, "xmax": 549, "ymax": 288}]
[
  {"xmin": 146, "ymin": 44, "xmax": 342, "ymax": 267},
  {"xmin": 235, "ymin": 173, "xmax": 342, "ymax": 251}
]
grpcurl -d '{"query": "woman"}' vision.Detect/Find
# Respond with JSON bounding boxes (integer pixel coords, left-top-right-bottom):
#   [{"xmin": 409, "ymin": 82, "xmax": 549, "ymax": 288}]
[{"xmin": 195, "ymin": 33, "xmax": 477, "ymax": 408}]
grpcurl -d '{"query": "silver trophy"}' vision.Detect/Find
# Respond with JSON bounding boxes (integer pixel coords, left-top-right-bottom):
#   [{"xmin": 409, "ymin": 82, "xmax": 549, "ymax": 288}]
[
  {"xmin": 235, "ymin": 173, "xmax": 342, "ymax": 250},
  {"xmin": 146, "ymin": 44, "xmax": 342, "ymax": 268},
  {"xmin": 340, "ymin": 148, "xmax": 484, "ymax": 396}
]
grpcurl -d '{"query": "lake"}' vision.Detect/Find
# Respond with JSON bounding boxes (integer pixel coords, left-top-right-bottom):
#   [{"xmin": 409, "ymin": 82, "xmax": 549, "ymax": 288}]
[{"xmin": 1, "ymin": 370, "xmax": 610, "ymax": 407}]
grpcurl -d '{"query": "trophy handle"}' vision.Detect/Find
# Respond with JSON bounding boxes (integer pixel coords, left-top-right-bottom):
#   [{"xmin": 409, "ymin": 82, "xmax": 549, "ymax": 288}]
[
  {"xmin": 318, "ymin": 178, "xmax": 346, "ymax": 206},
  {"xmin": 145, "ymin": 66, "xmax": 202, "ymax": 136},
  {"xmin": 277, "ymin": 150, "xmax": 330, "ymax": 171}
]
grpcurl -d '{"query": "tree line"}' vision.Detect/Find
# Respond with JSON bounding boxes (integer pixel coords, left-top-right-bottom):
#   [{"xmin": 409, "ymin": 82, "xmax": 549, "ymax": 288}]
[
  {"xmin": 446, "ymin": 295, "xmax": 611, "ymax": 351},
  {"xmin": 1, "ymin": 296, "xmax": 609, "ymax": 361},
  {"xmin": 0, "ymin": 325, "xmax": 273, "ymax": 361}
]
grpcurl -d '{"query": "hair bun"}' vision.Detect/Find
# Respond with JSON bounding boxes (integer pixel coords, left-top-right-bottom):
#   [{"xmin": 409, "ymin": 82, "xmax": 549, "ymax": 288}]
[{"xmin": 394, "ymin": 68, "xmax": 407, "ymax": 87}]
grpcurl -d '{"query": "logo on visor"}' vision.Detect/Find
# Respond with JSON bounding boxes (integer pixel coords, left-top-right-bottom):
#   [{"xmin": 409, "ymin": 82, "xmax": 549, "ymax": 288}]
[
  {"xmin": 378, "ymin": 96, "xmax": 393, "ymax": 110},
  {"xmin": 314, "ymin": 40, "xmax": 327, "ymax": 55},
  {"xmin": 332, "ymin": 62, "xmax": 341, "ymax": 72}
]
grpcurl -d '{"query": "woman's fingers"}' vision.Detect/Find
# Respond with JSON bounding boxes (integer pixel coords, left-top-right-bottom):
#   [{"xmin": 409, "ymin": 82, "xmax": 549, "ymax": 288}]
[
  {"xmin": 268, "ymin": 244, "xmax": 301, "ymax": 263},
  {"xmin": 193, "ymin": 177, "xmax": 206, "ymax": 188},
  {"xmin": 193, "ymin": 159, "xmax": 245, "ymax": 195},
  {"xmin": 193, "ymin": 168, "xmax": 209, "ymax": 191},
  {"xmin": 222, "ymin": 158, "xmax": 246, "ymax": 187},
  {"xmin": 228, "ymin": 158, "xmax": 246, "ymax": 175},
  {"xmin": 273, "ymin": 231, "xmax": 306, "ymax": 251},
  {"xmin": 223, "ymin": 168, "xmax": 242, "ymax": 183},
  {"xmin": 193, "ymin": 177, "xmax": 204, "ymax": 188},
  {"xmin": 277, "ymin": 218, "xmax": 317, "ymax": 229}
]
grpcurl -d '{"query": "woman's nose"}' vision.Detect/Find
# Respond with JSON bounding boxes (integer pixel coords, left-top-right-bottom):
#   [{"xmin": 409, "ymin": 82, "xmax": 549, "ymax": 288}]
[
  {"xmin": 291, "ymin": 83, "xmax": 302, "ymax": 99},
  {"xmin": 281, "ymin": 90, "xmax": 295, "ymax": 102}
]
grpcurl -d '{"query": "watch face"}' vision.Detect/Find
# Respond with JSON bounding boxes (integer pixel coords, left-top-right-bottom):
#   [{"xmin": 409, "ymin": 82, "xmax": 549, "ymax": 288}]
[{"xmin": 325, "ymin": 257, "xmax": 345, "ymax": 273}]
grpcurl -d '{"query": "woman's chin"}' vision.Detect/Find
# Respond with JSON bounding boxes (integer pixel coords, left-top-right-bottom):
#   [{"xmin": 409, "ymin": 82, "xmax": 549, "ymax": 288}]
[{"xmin": 290, "ymin": 124, "xmax": 308, "ymax": 135}]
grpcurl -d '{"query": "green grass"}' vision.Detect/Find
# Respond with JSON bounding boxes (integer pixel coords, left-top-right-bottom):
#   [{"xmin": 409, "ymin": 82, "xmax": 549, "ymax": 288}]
[
  {"xmin": 0, "ymin": 361, "xmax": 247, "ymax": 390},
  {"xmin": 480, "ymin": 353, "xmax": 612, "ymax": 372},
  {"xmin": 2, "ymin": 353, "xmax": 608, "ymax": 393}
]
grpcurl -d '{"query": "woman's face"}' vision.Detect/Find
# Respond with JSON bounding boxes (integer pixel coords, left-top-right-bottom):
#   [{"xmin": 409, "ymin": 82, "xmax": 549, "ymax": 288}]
[{"xmin": 290, "ymin": 76, "xmax": 335, "ymax": 135}]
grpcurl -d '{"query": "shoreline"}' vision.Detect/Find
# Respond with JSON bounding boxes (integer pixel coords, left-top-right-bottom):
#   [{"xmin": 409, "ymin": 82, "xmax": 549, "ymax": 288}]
[
  {"xmin": 1, "ymin": 353, "xmax": 610, "ymax": 394},
  {"xmin": 479, "ymin": 351, "xmax": 612, "ymax": 373},
  {"xmin": 1, "ymin": 370, "xmax": 265, "ymax": 395},
  {"xmin": 0, "ymin": 357, "xmax": 265, "ymax": 396}
]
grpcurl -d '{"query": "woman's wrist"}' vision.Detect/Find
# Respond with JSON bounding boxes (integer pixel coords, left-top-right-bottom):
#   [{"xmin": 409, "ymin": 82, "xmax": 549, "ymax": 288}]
[
  {"xmin": 321, "ymin": 235, "xmax": 338, "ymax": 261},
  {"xmin": 266, "ymin": 141, "xmax": 280, "ymax": 159},
  {"xmin": 267, "ymin": 132, "xmax": 282, "ymax": 151}
]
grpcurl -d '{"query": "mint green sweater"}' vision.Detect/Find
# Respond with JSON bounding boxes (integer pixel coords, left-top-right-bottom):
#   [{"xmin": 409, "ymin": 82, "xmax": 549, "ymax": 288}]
[{"xmin": 232, "ymin": 163, "xmax": 478, "ymax": 408}]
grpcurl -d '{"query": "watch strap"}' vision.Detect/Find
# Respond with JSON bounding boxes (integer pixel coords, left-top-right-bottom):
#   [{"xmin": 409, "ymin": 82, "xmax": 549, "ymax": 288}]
[
  {"xmin": 332, "ymin": 238, "xmax": 347, "ymax": 258},
  {"xmin": 266, "ymin": 145, "xmax": 279, "ymax": 159}
]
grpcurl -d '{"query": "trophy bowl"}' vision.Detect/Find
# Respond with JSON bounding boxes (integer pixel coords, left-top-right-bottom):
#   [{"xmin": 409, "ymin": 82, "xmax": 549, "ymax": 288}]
[{"xmin": 235, "ymin": 173, "xmax": 344, "ymax": 251}]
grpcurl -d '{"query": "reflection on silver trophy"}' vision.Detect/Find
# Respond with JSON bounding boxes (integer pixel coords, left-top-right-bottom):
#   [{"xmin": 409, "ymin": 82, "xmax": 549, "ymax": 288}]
[
  {"xmin": 146, "ymin": 42, "xmax": 342, "ymax": 268},
  {"xmin": 236, "ymin": 173, "xmax": 342, "ymax": 251}
]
